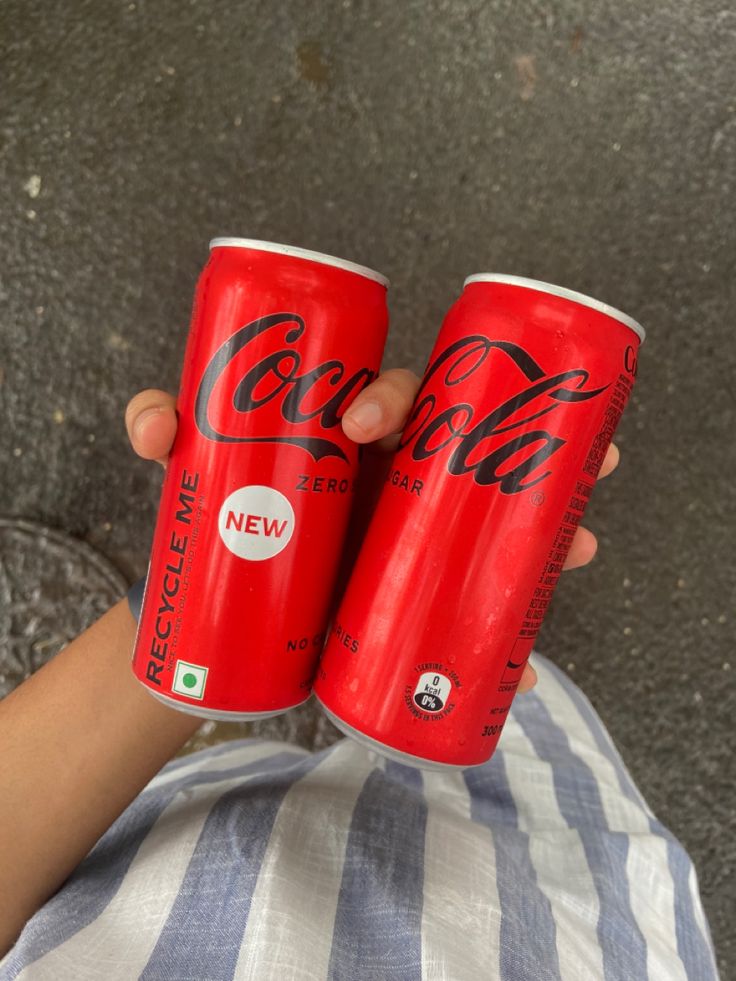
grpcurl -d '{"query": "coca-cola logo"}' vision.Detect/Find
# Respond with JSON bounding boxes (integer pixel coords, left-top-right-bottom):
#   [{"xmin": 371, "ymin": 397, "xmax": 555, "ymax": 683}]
[
  {"xmin": 398, "ymin": 336, "xmax": 608, "ymax": 493},
  {"xmin": 194, "ymin": 313, "xmax": 374, "ymax": 462}
]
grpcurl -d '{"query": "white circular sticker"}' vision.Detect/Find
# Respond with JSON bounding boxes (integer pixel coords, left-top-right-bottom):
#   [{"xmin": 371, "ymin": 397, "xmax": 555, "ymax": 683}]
[
  {"xmin": 217, "ymin": 485, "xmax": 295, "ymax": 561},
  {"xmin": 413, "ymin": 672, "xmax": 452, "ymax": 713}
]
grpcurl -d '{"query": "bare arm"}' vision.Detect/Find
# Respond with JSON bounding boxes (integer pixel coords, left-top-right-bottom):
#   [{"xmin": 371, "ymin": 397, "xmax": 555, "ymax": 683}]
[
  {"xmin": 0, "ymin": 599, "xmax": 200, "ymax": 956},
  {"xmin": 1, "ymin": 377, "xmax": 611, "ymax": 957}
]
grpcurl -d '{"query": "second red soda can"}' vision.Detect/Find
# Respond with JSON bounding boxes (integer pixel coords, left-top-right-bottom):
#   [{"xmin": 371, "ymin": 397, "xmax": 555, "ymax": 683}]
[
  {"xmin": 314, "ymin": 274, "xmax": 644, "ymax": 768},
  {"xmin": 132, "ymin": 239, "xmax": 389, "ymax": 719}
]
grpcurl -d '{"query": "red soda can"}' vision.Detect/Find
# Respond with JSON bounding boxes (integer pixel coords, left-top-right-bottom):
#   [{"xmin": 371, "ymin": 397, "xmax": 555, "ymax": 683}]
[
  {"xmin": 314, "ymin": 274, "xmax": 643, "ymax": 767},
  {"xmin": 132, "ymin": 239, "xmax": 389, "ymax": 719}
]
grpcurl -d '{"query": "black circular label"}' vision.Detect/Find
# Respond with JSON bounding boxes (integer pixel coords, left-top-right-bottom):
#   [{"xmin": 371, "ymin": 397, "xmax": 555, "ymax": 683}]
[{"xmin": 413, "ymin": 691, "xmax": 444, "ymax": 713}]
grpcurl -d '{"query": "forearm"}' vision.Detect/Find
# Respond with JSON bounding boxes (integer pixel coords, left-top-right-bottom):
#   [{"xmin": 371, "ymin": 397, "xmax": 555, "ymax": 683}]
[{"xmin": 0, "ymin": 599, "xmax": 201, "ymax": 955}]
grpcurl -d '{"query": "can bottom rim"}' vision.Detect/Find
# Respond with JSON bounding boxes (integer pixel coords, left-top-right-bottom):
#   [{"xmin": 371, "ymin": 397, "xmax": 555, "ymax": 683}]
[
  {"xmin": 145, "ymin": 686, "xmax": 310, "ymax": 722},
  {"xmin": 314, "ymin": 695, "xmax": 481, "ymax": 771}
]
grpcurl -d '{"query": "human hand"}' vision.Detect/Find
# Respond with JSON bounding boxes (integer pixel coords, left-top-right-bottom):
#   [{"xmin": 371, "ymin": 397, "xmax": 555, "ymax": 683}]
[{"xmin": 125, "ymin": 373, "xmax": 620, "ymax": 695}]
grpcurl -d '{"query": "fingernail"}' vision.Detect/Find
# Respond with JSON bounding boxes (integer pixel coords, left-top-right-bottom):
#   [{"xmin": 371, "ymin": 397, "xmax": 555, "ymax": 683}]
[
  {"xmin": 518, "ymin": 666, "xmax": 538, "ymax": 694},
  {"xmin": 133, "ymin": 406, "xmax": 164, "ymax": 439},
  {"xmin": 344, "ymin": 400, "xmax": 382, "ymax": 433}
]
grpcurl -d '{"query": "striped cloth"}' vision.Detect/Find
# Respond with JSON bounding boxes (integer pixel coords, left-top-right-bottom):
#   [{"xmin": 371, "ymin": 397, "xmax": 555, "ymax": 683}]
[{"xmin": 1, "ymin": 656, "xmax": 718, "ymax": 981}]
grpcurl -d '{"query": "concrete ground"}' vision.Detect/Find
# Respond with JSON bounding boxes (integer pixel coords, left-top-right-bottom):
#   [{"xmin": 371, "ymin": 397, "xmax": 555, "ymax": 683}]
[{"xmin": 2, "ymin": 0, "xmax": 734, "ymax": 973}]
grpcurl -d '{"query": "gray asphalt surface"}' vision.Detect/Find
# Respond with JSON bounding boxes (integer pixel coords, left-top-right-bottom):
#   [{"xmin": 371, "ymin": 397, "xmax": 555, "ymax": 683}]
[{"xmin": 2, "ymin": 0, "xmax": 734, "ymax": 973}]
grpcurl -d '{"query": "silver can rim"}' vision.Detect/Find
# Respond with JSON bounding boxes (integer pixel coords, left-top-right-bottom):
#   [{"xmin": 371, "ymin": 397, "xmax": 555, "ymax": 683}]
[
  {"xmin": 463, "ymin": 273, "xmax": 645, "ymax": 343},
  {"xmin": 315, "ymin": 695, "xmax": 482, "ymax": 771},
  {"xmin": 210, "ymin": 237, "xmax": 389, "ymax": 288},
  {"xmin": 144, "ymin": 685, "xmax": 310, "ymax": 722}
]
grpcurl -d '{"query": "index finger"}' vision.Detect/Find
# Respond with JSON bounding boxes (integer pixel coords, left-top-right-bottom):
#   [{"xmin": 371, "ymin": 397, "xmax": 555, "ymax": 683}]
[
  {"xmin": 341, "ymin": 369, "xmax": 421, "ymax": 445},
  {"xmin": 125, "ymin": 389, "xmax": 178, "ymax": 466},
  {"xmin": 598, "ymin": 442, "xmax": 619, "ymax": 479}
]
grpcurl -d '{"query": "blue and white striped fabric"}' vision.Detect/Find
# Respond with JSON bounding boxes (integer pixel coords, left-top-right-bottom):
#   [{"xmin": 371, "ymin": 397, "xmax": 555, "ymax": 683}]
[{"xmin": 1, "ymin": 656, "xmax": 718, "ymax": 980}]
